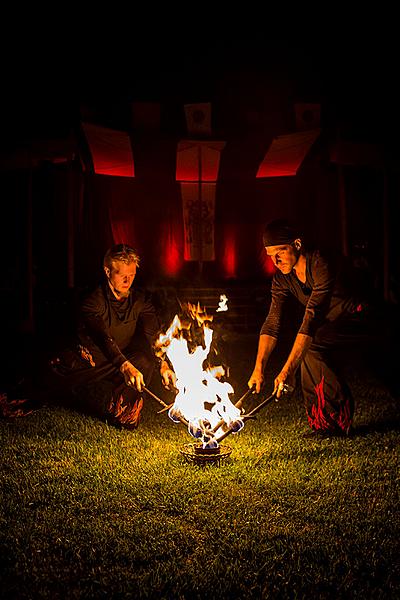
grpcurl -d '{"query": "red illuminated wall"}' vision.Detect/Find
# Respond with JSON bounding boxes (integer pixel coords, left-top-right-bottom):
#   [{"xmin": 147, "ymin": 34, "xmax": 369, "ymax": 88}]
[{"xmin": 74, "ymin": 155, "xmax": 335, "ymax": 286}]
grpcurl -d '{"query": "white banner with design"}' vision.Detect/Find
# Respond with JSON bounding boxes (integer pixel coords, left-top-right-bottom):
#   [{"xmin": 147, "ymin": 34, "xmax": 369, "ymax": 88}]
[{"xmin": 181, "ymin": 182, "xmax": 216, "ymax": 261}]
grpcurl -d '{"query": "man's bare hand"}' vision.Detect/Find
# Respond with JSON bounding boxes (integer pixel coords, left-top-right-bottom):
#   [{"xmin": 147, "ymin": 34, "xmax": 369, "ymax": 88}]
[
  {"xmin": 120, "ymin": 361, "xmax": 145, "ymax": 391},
  {"xmin": 248, "ymin": 368, "xmax": 264, "ymax": 393},
  {"xmin": 274, "ymin": 370, "xmax": 296, "ymax": 398},
  {"xmin": 160, "ymin": 360, "xmax": 176, "ymax": 390}
]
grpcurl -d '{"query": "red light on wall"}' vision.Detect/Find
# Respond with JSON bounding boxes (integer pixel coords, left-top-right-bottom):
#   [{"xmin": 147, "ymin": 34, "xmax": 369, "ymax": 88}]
[
  {"xmin": 164, "ymin": 242, "xmax": 181, "ymax": 276},
  {"xmin": 162, "ymin": 223, "xmax": 182, "ymax": 277},
  {"xmin": 176, "ymin": 141, "xmax": 225, "ymax": 181},
  {"xmin": 256, "ymin": 131, "xmax": 320, "ymax": 178},
  {"xmin": 261, "ymin": 251, "xmax": 276, "ymax": 277},
  {"xmin": 222, "ymin": 228, "xmax": 237, "ymax": 278},
  {"xmin": 82, "ymin": 122, "xmax": 135, "ymax": 178},
  {"xmin": 110, "ymin": 220, "xmax": 135, "ymax": 247}
]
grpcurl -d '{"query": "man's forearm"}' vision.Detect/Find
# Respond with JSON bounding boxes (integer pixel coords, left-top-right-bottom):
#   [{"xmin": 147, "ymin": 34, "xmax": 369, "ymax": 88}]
[
  {"xmin": 248, "ymin": 334, "xmax": 277, "ymax": 392},
  {"xmin": 282, "ymin": 333, "xmax": 313, "ymax": 375},
  {"xmin": 254, "ymin": 334, "xmax": 277, "ymax": 371}
]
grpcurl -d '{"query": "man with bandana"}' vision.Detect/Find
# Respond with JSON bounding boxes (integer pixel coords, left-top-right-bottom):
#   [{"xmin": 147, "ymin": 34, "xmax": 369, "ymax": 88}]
[
  {"xmin": 248, "ymin": 219, "xmax": 369, "ymax": 437},
  {"xmin": 47, "ymin": 244, "xmax": 176, "ymax": 429}
]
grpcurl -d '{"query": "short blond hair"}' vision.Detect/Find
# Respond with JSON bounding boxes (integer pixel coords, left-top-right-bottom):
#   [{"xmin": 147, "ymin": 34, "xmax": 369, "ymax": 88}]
[{"xmin": 103, "ymin": 244, "xmax": 140, "ymax": 269}]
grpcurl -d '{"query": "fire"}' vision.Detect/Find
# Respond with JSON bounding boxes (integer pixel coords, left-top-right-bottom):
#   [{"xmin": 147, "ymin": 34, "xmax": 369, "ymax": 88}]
[
  {"xmin": 216, "ymin": 294, "xmax": 228, "ymax": 312},
  {"xmin": 154, "ymin": 300, "xmax": 244, "ymax": 447}
]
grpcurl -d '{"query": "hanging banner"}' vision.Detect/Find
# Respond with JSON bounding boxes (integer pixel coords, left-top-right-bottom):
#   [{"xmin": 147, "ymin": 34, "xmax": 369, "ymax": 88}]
[
  {"xmin": 176, "ymin": 140, "xmax": 226, "ymax": 181},
  {"xmin": 177, "ymin": 140, "xmax": 225, "ymax": 262},
  {"xmin": 256, "ymin": 130, "xmax": 320, "ymax": 177},
  {"xmin": 181, "ymin": 182, "xmax": 216, "ymax": 261},
  {"xmin": 81, "ymin": 122, "xmax": 135, "ymax": 177},
  {"xmin": 184, "ymin": 103, "xmax": 212, "ymax": 136},
  {"xmin": 294, "ymin": 103, "xmax": 321, "ymax": 131}
]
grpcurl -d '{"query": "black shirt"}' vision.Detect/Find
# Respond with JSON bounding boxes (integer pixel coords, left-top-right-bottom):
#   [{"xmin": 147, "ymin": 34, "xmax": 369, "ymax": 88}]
[
  {"xmin": 77, "ymin": 283, "xmax": 160, "ymax": 369},
  {"xmin": 260, "ymin": 250, "xmax": 361, "ymax": 339}
]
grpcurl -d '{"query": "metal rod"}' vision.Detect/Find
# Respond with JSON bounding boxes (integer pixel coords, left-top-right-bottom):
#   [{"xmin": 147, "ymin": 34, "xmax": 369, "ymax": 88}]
[
  {"xmin": 214, "ymin": 427, "xmax": 236, "ymax": 444},
  {"xmin": 142, "ymin": 386, "xmax": 189, "ymax": 427},
  {"xmin": 235, "ymin": 386, "xmax": 256, "ymax": 409},
  {"xmin": 214, "ymin": 392, "xmax": 277, "ymax": 443},
  {"xmin": 142, "ymin": 385, "xmax": 170, "ymax": 408},
  {"xmin": 156, "ymin": 403, "xmax": 174, "ymax": 414},
  {"xmin": 147, "ymin": 379, "xmax": 277, "ymax": 444},
  {"xmin": 241, "ymin": 392, "xmax": 277, "ymax": 420},
  {"xmin": 210, "ymin": 386, "xmax": 256, "ymax": 435}
]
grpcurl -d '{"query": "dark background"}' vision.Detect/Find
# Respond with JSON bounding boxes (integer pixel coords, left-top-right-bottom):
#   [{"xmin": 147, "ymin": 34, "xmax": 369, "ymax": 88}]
[{"xmin": 0, "ymin": 24, "xmax": 399, "ymax": 358}]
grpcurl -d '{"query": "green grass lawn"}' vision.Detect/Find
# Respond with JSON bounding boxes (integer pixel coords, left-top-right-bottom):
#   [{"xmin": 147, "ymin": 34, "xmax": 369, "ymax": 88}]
[{"xmin": 1, "ymin": 355, "xmax": 399, "ymax": 599}]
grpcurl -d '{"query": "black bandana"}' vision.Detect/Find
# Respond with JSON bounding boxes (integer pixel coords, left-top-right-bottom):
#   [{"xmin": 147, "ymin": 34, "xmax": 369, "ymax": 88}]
[{"xmin": 263, "ymin": 219, "xmax": 299, "ymax": 247}]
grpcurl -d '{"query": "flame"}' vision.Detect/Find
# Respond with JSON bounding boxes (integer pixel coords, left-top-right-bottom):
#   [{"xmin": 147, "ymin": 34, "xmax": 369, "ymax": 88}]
[
  {"xmin": 216, "ymin": 294, "xmax": 228, "ymax": 312},
  {"xmin": 155, "ymin": 301, "xmax": 243, "ymax": 447}
]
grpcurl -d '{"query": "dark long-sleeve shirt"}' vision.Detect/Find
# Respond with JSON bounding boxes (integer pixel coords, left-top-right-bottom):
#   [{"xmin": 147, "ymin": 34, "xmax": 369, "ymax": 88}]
[
  {"xmin": 260, "ymin": 250, "xmax": 361, "ymax": 339},
  {"xmin": 77, "ymin": 283, "xmax": 160, "ymax": 369}
]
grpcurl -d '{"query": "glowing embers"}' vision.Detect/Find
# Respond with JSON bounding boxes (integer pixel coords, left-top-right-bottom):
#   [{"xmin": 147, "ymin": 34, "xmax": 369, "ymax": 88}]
[{"xmin": 155, "ymin": 302, "xmax": 244, "ymax": 449}]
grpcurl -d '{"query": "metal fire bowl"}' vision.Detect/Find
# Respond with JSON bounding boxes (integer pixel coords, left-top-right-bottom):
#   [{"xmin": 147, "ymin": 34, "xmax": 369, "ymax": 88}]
[{"xmin": 179, "ymin": 443, "xmax": 233, "ymax": 466}]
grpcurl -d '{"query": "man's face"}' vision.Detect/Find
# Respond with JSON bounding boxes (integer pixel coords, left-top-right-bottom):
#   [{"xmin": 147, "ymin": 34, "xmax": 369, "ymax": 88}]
[
  {"xmin": 265, "ymin": 242, "xmax": 300, "ymax": 274},
  {"xmin": 105, "ymin": 260, "xmax": 137, "ymax": 297}
]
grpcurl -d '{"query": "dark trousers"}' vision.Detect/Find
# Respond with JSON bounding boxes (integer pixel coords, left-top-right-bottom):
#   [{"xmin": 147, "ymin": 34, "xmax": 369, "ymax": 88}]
[
  {"xmin": 301, "ymin": 313, "xmax": 376, "ymax": 433},
  {"xmin": 71, "ymin": 349, "xmax": 155, "ymax": 420},
  {"xmin": 43, "ymin": 341, "xmax": 155, "ymax": 423}
]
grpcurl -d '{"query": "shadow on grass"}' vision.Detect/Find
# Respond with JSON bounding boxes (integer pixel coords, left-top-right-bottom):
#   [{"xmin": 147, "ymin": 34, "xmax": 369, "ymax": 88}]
[{"xmin": 353, "ymin": 416, "xmax": 400, "ymax": 436}]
